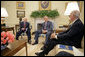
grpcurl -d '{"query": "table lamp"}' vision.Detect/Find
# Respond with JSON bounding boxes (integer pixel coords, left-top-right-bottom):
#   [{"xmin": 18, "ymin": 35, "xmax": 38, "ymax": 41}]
[
  {"xmin": 1, "ymin": 8, "xmax": 8, "ymax": 18},
  {"xmin": 1, "ymin": 8, "xmax": 8, "ymax": 26},
  {"xmin": 64, "ymin": 2, "xmax": 80, "ymax": 15}
]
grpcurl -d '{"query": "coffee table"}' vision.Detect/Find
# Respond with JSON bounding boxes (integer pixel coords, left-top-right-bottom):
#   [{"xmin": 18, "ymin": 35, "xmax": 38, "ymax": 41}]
[{"xmin": 1, "ymin": 40, "xmax": 28, "ymax": 56}]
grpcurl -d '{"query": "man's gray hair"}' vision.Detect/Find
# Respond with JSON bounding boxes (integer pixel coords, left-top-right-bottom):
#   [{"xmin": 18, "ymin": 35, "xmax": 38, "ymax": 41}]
[{"xmin": 71, "ymin": 10, "xmax": 80, "ymax": 18}]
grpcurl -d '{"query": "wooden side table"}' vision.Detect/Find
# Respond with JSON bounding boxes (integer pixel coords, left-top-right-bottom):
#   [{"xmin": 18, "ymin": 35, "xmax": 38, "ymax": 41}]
[
  {"xmin": 1, "ymin": 27, "xmax": 15, "ymax": 34},
  {"xmin": 63, "ymin": 25, "xmax": 69, "ymax": 28},
  {"xmin": 55, "ymin": 29, "xmax": 65, "ymax": 33}
]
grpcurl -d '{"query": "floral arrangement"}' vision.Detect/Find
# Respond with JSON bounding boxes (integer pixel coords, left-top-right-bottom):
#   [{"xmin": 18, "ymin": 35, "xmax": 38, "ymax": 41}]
[
  {"xmin": 30, "ymin": 10, "xmax": 59, "ymax": 19},
  {"xmin": 1, "ymin": 31, "xmax": 15, "ymax": 50}
]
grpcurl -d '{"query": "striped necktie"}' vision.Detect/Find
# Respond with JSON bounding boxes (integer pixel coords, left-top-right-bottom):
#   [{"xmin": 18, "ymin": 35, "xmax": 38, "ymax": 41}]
[{"xmin": 24, "ymin": 22, "xmax": 26, "ymax": 29}]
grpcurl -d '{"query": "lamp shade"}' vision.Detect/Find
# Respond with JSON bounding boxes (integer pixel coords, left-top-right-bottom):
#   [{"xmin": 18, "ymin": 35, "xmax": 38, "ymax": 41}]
[
  {"xmin": 1, "ymin": 8, "xmax": 8, "ymax": 17},
  {"xmin": 64, "ymin": 2, "xmax": 80, "ymax": 15}
]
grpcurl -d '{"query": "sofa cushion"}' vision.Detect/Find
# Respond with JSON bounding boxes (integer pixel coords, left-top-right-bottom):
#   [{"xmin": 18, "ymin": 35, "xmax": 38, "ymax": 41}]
[{"xmin": 81, "ymin": 36, "xmax": 84, "ymax": 49}]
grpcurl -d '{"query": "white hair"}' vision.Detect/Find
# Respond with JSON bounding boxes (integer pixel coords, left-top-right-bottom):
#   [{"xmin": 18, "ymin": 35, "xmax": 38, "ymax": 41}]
[
  {"xmin": 71, "ymin": 10, "xmax": 80, "ymax": 18},
  {"xmin": 22, "ymin": 17, "xmax": 28, "ymax": 21}
]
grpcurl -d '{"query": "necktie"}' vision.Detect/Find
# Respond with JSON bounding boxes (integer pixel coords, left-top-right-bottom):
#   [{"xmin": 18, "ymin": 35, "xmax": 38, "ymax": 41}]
[
  {"xmin": 44, "ymin": 22, "xmax": 47, "ymax": 30},
  {"xmin": 24, "ymin": 22, "xmax": 26, "ymax": 29}
]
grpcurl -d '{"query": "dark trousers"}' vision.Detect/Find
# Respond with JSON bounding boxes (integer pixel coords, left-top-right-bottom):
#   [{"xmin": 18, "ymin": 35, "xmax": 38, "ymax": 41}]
[
  {"xmin": 16, "ymin": 30, "xmax": 31, "ymax": 41},
  {"xmin": 34, "ymin": 30, "xmax": 52, "ymax": 45},
  {"xmin": 43, "ymin": 39, "xmax": 74, "ymax": 55}
]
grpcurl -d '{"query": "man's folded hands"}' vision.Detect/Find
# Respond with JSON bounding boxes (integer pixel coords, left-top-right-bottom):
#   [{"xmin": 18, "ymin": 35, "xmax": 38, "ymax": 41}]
[
  {"xmin": 51, "ymin": 33, "xmax": 58, "ymax": 39},
  {"xmin": 42, "ymin": 30, "xmax": 47, "ymax": 34}
]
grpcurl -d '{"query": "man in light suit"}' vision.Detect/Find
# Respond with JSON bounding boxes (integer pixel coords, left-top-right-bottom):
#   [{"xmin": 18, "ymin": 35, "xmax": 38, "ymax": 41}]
[
  {"xmin": 35, "ymin": 10, "xmax": 84, "ymax": 56},
  {"xmin": 32, "ymin": 16, "xmax": 53, "ymax": 45},
  {"xmin": 16, "ymin": 17, "xmax": 31, "ymax": 44}
]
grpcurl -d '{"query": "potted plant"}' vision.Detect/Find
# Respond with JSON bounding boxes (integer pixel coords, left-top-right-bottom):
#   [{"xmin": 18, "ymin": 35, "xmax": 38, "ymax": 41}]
[{"xmin": 30, "ymin": 10, "xmax": 59, "ymax": 19}]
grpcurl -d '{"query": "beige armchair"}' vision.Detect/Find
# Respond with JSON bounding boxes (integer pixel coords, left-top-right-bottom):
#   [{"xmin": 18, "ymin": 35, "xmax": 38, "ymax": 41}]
[
  {"xmin": 55, "ymin": 36, "xmax": 84, "ymax": 56},
  {"xmin": 78, "ymin": 36, "xmax": 84, "ymax": 52}
]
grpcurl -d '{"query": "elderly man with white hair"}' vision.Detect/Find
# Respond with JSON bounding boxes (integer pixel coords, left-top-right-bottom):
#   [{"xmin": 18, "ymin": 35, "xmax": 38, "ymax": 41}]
[
  {"xmin": 35, "ymin": 10, "xmax": 84, "ymax": 56},
  {"xmin": 16, "ymin": 17, "xmax": 31, "ymax": 44}
]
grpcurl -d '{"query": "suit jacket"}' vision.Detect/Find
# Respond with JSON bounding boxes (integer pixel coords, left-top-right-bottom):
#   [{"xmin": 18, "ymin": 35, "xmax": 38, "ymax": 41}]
[
  {"xmin": 57, "ymin": 19, "xmax": 84, "ymax": 48},
  {"xmin": 20, "ymin": 21, "xmax": 30, "ymax": 31},
  {"xmin": 42, "ymin": 21, "xmax": 53, "ymax": 32}
]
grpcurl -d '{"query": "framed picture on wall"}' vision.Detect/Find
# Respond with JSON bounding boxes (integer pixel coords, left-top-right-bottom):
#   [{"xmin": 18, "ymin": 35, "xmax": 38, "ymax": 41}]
[
  {"xmin": 16, "ymin": 2, "xmax": 25, "ymax": 9},
  {"xmin": 39, "ymin": 1, "xmax": 51, "ymax": 10},
  {"xmin": 17, "ymin": 10, "xmax": 25, "ymax": 18}
]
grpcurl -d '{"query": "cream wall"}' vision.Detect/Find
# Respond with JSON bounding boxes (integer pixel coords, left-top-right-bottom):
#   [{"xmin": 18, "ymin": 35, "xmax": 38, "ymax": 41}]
[
  {"xmin": 1, "ymin": 1, "xmax": 18, "ymax": 26},
  {"xmin": 51, "ymin": 1, "xmax": 70, "ymax": 27},
  {"xmin": 1, "ymin": 1, "xmax": 84, "ymax": 32},
  {"xmin": 80, "ymin": 1, "xmax": 84, "ymax": 23}
]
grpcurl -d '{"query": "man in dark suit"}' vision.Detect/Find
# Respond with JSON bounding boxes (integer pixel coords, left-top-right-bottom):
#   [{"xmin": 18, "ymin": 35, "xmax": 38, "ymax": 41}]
[
  {"xmin": 35, "ymin": 10, "xmax": 84, "ymax": 56},
  {"xmin": 16, "ymin": 17, "xmax": 31, "ymax": 44},
  {"xmin": 32, "ymin": 16, "xmax": 53, "ymax": 45}
]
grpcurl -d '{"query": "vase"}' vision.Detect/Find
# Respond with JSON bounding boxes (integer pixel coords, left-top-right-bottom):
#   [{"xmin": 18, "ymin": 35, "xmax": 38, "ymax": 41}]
[{"xmin": 1, "ymin": 43, "xmax": 8, "ymax": 50}]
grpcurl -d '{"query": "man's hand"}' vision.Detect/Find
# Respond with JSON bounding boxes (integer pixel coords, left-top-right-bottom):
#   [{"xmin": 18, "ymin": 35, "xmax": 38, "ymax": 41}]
[
  {"xmin": 42, "ymin": 30, "xmax": 47, "ymax": 34},
  {"xmin": 22, "ymin": 28, "xmax": 25, "ymax": 31},
  {"xmin": 51, "ymin": 33, "xmax": 57, "ymax": 39}
]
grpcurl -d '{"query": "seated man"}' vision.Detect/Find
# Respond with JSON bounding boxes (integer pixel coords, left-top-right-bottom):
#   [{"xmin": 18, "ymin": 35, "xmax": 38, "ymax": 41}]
[
  {"xmin": 32, "ymin": 16, "xmax": 53, "ymax": 45},
  {"xmin": 35, "ymin": 10, "xmax": 84, "ymax": 56},
  {"xmin": 16, "ymin": 17, "xmax": 31, "ymax": 44}
]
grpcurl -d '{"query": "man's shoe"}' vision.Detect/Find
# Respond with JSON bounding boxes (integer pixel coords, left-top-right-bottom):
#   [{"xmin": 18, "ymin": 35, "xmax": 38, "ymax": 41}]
[
  {"xmin": 28, "ymin": 40, "xmax": 31, "ymax": 44},
  {"xmin": 32, "ymin": 42, "xmax": 38, "ymax": 45},
  {"xmin": 35, "ymin": 52, "xmax": 45, "ymax": 56},
  {"xmin": 16, "ymin": 38, "xmax": 19, "ymax": 40}
]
